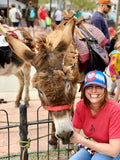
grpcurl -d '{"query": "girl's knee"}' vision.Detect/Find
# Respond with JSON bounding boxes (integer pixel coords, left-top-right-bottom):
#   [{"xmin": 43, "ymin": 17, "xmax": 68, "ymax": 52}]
[
  {"xmin": 69, "ymin": 148, "xmax": 91, "ymax": 160},
  {"xmin": 92, "ymin": 153, "xmax": 113, "ymax": 160}
]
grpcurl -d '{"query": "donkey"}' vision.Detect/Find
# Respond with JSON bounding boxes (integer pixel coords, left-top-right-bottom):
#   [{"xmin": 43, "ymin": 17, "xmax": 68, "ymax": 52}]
[
  {"xmin": 0, "ymin": 26, "xmax": 35, "ymax": 107},
  {"xmin": 5, "ymin": 19, "xmax": 82, "ymax": 144}
]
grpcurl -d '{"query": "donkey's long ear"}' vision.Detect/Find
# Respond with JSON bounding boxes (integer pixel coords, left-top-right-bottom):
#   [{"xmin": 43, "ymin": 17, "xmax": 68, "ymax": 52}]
[
  {"xmin": 61, "ymin": 18, "xmax": 75, "ymax": 45},
  {"xmin": 5, "ymin": 36, "xmax": 36, "ymax": 64}
]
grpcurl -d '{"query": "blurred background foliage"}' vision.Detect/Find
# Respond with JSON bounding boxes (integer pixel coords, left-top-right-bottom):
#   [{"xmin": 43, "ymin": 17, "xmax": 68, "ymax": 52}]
[
  {"xmin": 69, "ymin": 0, "xmax": 97, "ymax": 10},
  {"xmin": 38, "ymin": 0, "xmax": 97, "ymax": 11}
]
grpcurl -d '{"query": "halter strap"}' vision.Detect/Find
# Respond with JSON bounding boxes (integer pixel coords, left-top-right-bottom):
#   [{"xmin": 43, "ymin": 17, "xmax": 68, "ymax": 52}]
[{"xmin": 43, "ymin": 103, "xmax": 73, "ymax": 111}]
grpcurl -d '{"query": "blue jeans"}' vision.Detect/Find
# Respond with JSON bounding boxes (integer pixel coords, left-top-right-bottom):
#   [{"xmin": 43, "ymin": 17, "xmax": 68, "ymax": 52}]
[{"xmin": 69, "ymin": 148, "xmax": 120, "ymax": 160}]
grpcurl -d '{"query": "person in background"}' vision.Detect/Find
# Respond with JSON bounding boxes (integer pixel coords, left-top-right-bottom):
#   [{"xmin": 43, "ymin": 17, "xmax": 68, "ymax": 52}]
[
  {"xmin": 69, "ymin": 70, "xmax": 120, "ymax": 160},
  {"xmin": 25, "ymin": 1, "xmax": 35, "ymax": 36},
  {"xmin": 75, "ymin": 10, "xmax": 81, "ymax": 18},
  {"xmin": 109, "ymin": 40, "xmax": 120, "ymax": 102},
  {"xmin": 108, "ymin": 27, "xmax": 120, "ymax": 97},
  {"xmin": 37, "ymin": 5, "xmax": 47, "ymax": 31},
  {"xmin": 18, "ymin": 5, "xmax": 23, "ymax": 26},
  {"xmin": 90, "ymin": 0, "xmax": 114, "ymax": 53},
  {"xmin": 0, "ymin": 10, "xmax": 7, "ymax": 24},
  {"xmin": 45, "ymin": 11, "xmax": 51, "ymax": 32},
  {"xmin": 54, "ymin": 8, "xmax": 62, "ymax": 25},
  {"xmin": 109, "ymin": 26, "xmax": 114, "ymax": 37},
  {"xmin": 109, "ymin": 26, "xmax": 120, "ymax": 53},
  {"xmin": 9, "ymin": 4, "xmax": 22, "ymax": 27},
  {"xmin": 87, "ymin": 15, "xmax": 92, "ymax": 23}
]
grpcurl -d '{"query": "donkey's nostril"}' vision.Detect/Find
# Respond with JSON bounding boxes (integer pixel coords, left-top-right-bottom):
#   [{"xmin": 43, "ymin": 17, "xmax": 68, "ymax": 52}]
[
  {"xmin": 70, "ymin": 130, "xmax": 73, "ymax": 138},
  {"xmin": 56, "ymin": 130, "xmax": 73, "ymax": 142},
  {"xmin": 56, "ymin": 134, "xmax": 61, "ymax": 139}
]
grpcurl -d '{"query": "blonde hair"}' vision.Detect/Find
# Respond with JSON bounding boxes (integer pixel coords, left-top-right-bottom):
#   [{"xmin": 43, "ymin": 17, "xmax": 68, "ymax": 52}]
[{"xmin": 114, "ymin": 39, "xmax": 120, "ymax": 50}]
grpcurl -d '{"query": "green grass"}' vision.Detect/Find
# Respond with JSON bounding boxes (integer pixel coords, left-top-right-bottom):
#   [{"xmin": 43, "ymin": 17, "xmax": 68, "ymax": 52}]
[{"xmin": 1, "ymin": 150, "xmax": 73, "ymax": 160}]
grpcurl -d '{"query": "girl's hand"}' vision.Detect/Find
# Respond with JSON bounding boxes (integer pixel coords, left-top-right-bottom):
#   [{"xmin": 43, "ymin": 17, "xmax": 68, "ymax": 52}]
[{"xmin": 70, "ymin": 132, "xmax": 82, "ymax": 144}]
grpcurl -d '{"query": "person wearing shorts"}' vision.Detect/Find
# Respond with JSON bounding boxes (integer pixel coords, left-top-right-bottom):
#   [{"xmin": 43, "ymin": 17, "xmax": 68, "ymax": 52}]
[
  {"xmin": 37, "ymin": 5, "xmax": 46, "ymax": 31},
  {"xmin": 25, "ymin": 1, "xmax": 35, "ymax": 36}
]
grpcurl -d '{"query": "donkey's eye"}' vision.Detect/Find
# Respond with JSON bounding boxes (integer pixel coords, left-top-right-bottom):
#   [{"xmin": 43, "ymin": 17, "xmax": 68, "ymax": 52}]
[
  {"xmin": 38, "ymin": 89, "xmax": 43, "ymax": 95},
  {"xmin": 65, "ymin": 81, "xmax": 71, "ymax": 91}
]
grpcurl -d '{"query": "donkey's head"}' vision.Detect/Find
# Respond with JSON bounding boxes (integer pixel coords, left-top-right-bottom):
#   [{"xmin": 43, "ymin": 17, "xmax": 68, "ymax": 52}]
[{"xmin": 5, "ymin": 19, "xmax": 79, "ymax": 144}]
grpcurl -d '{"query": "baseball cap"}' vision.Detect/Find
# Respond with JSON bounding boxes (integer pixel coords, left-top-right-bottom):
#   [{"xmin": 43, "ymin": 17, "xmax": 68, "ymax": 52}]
[
  {"xmin": 98, "ymin": 0, "xmax": 114, "ymax": 6},
  {"xmin": 84, "ymin": 70, "xmax": 107, "ymax": 88}
]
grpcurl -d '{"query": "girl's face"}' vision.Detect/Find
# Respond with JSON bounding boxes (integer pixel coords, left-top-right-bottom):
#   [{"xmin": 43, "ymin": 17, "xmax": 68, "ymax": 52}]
[{"xmin": 85, "ymin": 84, "xmax": 105, "ymax": 107}]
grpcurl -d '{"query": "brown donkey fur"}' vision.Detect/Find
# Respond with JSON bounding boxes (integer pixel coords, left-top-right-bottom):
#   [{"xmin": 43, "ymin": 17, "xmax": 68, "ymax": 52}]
[{"xmin": 5, "ymin": 19, "xmax": 84, "ymax": 144}]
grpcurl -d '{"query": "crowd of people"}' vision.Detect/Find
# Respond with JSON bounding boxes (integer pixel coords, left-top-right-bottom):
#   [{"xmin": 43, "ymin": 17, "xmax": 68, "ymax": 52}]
[
  {"xmin": 0, "ymin": 2, "xmax": 64, "ymax": 29},
  {"xmin": 0, "ymin": 0, "xmax": 120, "ymax": 159}
]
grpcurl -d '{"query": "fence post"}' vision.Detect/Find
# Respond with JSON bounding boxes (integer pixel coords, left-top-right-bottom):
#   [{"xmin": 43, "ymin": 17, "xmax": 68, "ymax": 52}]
[{"xmin": 19, "ymin": 103, "xmax": 28, "ymax": 160}]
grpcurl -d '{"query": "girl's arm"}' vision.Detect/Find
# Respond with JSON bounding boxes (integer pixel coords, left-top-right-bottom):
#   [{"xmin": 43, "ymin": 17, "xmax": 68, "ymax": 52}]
[{"xmin": 70, "ymin": 129, "xmax": 120, "ymax": 158}]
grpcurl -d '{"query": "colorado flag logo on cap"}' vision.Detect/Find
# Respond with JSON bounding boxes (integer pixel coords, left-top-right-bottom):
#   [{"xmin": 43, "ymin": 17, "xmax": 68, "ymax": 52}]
[
  {"xmin": 86, "ymin": 71, "xmax": 96, "ymax": 81},
  {"xmin": 84, "ymin": 70, "xmax": 107, "ymax": 88}
]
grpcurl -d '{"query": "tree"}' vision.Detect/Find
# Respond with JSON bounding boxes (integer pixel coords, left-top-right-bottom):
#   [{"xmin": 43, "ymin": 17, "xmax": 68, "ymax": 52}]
[
  {"xmin": 116, "ymin": 0, "xmax": 120, "ymax": 29},
  {"xmin": 38, "ymin": 0, "xmax": 49, "ymax": 5},
  {"xmin": 69, "ymin": 0, "xmax": 97, "ymax": 11}
]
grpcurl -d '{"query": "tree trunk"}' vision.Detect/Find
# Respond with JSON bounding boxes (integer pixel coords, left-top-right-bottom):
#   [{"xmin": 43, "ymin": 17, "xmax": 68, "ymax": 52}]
[{"xmin": 116, "ymin": 0, "xmax": 120, "ymax": 29}]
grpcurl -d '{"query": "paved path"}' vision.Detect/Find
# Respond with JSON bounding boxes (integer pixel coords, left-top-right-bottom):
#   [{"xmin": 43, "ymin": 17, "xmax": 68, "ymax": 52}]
[{"xmin": 0, "ymin": 67, "xmax": 39, "ymax": 102}]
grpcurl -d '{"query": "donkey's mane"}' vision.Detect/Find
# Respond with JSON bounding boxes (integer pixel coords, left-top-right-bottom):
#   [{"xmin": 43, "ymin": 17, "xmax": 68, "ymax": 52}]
[
  {"xmin": 33, "ymin": 35, "xmax": 70, "ymax": 72},
  {"xmin": 36, "ymin": 35, "xmax": 52, "ymax": 49}
]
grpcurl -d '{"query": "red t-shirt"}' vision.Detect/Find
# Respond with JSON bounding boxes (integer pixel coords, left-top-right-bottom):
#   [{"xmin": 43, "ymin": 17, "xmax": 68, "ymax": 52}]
[
  {"xmin": 72, "ymin": 99, "xmax": 120, "ymax": 143},
  {"xmin": 39, "ymin": 8, "xmax": 46, "ymax": 20}
]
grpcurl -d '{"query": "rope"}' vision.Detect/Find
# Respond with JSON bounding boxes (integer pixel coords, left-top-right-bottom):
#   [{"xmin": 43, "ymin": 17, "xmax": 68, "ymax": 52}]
[
  {"xmin": 19, "ymin": 138, "xmax": 30, "ymax": 160},
  {"xmin": 19, "ymin": 133, "xmax": 55, "ymax": 148},
  {"xmin": 19, "ymin": 132, "xmax": 55, "ymax": 160},
  {"xmin": 22, "ymin": 148, "xmax": 27, "ymax": 160},
  {"xmin": 19, "ymin": 138, "xmax": 31, "ymax": 149}
]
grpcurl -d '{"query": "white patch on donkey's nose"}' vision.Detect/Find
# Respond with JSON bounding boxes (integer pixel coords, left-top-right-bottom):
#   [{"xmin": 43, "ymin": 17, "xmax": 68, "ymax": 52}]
[{"xmin": 52, "ymin": 112, "xmax": 73, "ymax": 142}]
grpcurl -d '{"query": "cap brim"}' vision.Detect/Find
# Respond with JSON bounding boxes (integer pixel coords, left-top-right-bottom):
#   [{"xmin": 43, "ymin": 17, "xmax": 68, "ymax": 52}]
[
  {"xmin": 84, "ymin": 82, "xmax": 106, "ymax": 88},
  {"xmin": 108, "ymin": 2, "xmax": 115, "ymax": 6}
]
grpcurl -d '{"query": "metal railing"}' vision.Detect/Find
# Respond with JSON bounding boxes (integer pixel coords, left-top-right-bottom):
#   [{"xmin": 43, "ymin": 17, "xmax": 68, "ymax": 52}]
[{"xmin": 0, "ymin": 103, "xmax": 71, "ymax": 160}]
